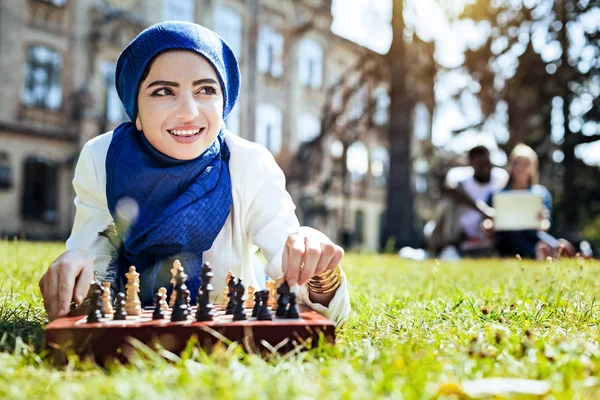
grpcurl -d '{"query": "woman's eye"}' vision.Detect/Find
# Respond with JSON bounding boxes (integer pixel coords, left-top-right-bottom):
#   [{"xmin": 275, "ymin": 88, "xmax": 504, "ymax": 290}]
[
  {"xmin": 152, "ymin": 88, "xmax": 174, "ymax": 96},
  {"xmin": 199, "ymin": 87, "xmax": 217, "ymax": 95}
]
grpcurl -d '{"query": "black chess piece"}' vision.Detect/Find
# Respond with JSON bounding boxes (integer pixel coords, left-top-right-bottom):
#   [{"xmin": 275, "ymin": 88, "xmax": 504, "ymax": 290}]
[
  {"xmin": 251, "ymin": 290, "xmax": 261, "ymax": 317},
  {"xmin": 86, "ymin": 284, "xmax": 103, "ymax": 323},
  {"xmin": 152, "ymin": 291, "xmax": 165, "ymax": 320},
  {"xmin": 171, "ymin": 269, "xmax": 190, "ymax": 322},
  {"xmin": 276, "ymin": 280, "xmax": 290, "ymax": 317},
  {"xmin": 286, "ymin": 292, "xmax": 300, "ymax": 319},
  {"xmin": 233, "ymin": 279, "xmax": 247, "ymax": 321},
  {"xmin": 196, "ymin": 263, "xmax": 214, "ymax": 321},
  {"xmin": 225, "ymin": 274, "xmax": 237, "ymax": 315},
  {"xmin": 113, "ymin": 292, "xmax": 127, "ymax": 320},
  {"xmin": 256, "ymin": 290, "xmax": 273, "ymax": 321}
]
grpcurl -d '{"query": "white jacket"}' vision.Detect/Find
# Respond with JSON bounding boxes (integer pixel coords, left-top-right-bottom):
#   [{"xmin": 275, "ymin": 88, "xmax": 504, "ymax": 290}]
[{"xmin": 66, "ymin": 130, "xmax": 351, "ymax": 324}]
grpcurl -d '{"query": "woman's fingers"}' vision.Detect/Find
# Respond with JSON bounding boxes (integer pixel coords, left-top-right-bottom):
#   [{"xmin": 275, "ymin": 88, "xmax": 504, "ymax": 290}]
[
  {"xmin": 299, "ymin": 235, "xmax": 321, "ymax": 285},
  {"xmin": 284, "ymin": 234, "xmax": 305, "ymax": 286},
  {"xmin": 313, "ymin": 242, "xmax": 335, "ymax": 277},
  {"xmin": 40, "ymin": 249, "xmax": 93, "ymax": 321},
  {"xmin": 73, "ymin": 260, "xmax": 94, "ymax": 305}
]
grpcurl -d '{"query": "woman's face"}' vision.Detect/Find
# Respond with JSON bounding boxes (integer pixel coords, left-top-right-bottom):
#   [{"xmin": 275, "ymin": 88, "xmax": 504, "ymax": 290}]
[
  {"xmin": 136, "ymin": 51, "xmax": 224, "ymax": 160},
  {"xmin": 512, "ymin": 156, "xmax": 533, "ymax": 185}
]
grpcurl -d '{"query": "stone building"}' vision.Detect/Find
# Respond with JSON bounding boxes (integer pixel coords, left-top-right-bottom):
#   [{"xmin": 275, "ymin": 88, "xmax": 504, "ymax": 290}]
[{"xmin": 0, "ymin": 0, "xmax": 433, "ymax": 250}]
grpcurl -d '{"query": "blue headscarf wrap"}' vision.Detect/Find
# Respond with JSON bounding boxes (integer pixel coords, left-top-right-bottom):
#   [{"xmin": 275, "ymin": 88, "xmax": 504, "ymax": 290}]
[{"xmin": 105, "ymin": 21, "xmax": 240, "ymax": 305}]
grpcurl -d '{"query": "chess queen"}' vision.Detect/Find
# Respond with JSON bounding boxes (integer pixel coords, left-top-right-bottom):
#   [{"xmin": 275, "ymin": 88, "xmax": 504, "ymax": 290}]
[{"xmin": 39, "ymin": 21, "xmax": 350, "ymax": 324}]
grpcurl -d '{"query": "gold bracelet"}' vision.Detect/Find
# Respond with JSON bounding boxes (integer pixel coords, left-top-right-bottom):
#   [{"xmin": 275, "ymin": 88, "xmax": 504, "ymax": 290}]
[{"xmin": 307, "ymin": 266, "xmax": 343, "ymax": 294}]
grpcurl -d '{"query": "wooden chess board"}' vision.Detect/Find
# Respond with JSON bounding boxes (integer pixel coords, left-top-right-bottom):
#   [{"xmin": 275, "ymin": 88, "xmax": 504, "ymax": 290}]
[{"xmin": 44, "ymin": 305, "xmax": 335, "ymax": 364}]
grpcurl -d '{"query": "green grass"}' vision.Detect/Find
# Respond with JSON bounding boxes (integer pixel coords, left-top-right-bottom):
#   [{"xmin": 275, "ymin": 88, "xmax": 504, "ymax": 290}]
[{"xmin": 2, "ymin": 240, "xmax": 600, "ymax": 399}]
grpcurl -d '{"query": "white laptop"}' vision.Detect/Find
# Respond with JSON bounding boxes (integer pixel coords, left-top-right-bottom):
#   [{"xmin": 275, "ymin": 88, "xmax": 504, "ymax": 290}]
[{"xmin": 492, "ymin": 191, "xmax": 542, "ymax": 231}]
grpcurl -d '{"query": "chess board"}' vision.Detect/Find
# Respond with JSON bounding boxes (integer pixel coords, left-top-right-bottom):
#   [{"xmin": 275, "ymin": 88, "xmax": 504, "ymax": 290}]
[{"xmin": 44, "ymin": 305, "xmax": 335, "ymax": 364}]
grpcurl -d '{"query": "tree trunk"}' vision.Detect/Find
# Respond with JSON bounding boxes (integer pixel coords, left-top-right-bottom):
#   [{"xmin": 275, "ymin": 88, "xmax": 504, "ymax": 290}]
[
  {"xmin": 558, "ymin": 0, "xmax": 578, "ymax": 236},
  {"xmin": 246, "ymin": 0, "xmax": 260, "ymax": 142},
  {"xmin": 384, "ymin": 0, "xmax": 418, "ymax": 249}
]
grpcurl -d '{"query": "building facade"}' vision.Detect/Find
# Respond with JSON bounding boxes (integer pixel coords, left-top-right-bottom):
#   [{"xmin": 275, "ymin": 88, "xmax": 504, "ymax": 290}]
[{"xmin": 0, "ymin": 0, "xmax": 420, "ymax": 250}]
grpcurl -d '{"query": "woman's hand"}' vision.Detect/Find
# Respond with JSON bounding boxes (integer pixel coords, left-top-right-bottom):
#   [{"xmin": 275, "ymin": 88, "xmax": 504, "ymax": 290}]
[
  {"xmin": 38, "ymin": 248, "xmax": 94, "ymax": 321},
  {"xmin": 282, "ymin": 227, "xmax": 344, "ymax": 287},
  {"xmin": 538, "ymin": 206, "xmax": 551, "ymax": 231}
]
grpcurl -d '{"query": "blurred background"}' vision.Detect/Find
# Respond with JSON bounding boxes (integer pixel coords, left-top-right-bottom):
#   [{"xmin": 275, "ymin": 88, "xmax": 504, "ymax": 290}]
[{"xmin": 0, "ymin": 0, "xmax": 598, "ymax": 254}]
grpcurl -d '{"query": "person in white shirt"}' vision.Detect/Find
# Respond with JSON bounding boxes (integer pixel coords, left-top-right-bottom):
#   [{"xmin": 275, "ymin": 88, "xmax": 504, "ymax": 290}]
[
  {"xmin": 38, "ymin": 22, "xmax": 351, "ymax": 324},
  {"xmin": 428, "ymin": 145, "xmax": 508, "ymax": 257}
]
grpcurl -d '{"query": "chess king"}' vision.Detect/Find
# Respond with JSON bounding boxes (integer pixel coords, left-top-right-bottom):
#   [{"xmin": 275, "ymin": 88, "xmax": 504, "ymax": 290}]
[{"xmin": 38, "ymin": 21, "xmax": 351, "ymax": 325}]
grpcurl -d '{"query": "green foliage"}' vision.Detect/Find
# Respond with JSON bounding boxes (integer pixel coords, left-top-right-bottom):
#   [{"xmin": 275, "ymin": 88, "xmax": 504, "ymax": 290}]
[{"xmin": 3, "ymin": 240, "xmax": 600, "ymax": 398}]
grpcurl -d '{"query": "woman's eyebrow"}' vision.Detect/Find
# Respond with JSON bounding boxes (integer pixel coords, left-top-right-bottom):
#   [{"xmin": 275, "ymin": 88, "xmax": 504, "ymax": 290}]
[{"xmin": 145, "ymin": 78, "xmax": 218, "ymax": 89}]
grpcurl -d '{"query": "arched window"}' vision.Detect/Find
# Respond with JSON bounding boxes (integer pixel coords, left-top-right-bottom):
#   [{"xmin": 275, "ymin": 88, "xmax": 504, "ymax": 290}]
[
  {"xmin": 373, "ymin": 86, "xmax": 390, "ymax": 126},
  {"xmin": 298, "ymin": 38, "xmax": 323, "ymax": 89},
  {"xmin": 0, "ymin": 152, "xmax": 12, "ymax": 189},
  {"xmin": 297, "ymin": 113, "xmax": 321, "ymax": 143},
  {"xmin": 21, "ymin": 156, "xmax": 58, "ymax": 224},
  {"xmin": 21, "ymin": 45, "xmax": 63, "ymax": 110},
  {"xmin": 347, "ymin": 141, "xmax": 369, "ymax": 181},
  {"xmin": 101, "ymin": 61, "xmax": 127, "ymax": 124},
  {"xmin": 413, "ymin": 102, "xmax": 430, "ymax": 140},
  {"xmin": 257, "ymin": 25, "xmax": 284, "ymax": 77},
  {"xmin": 163, "ymin": 0, "xmax": 195, "ymax": 22},
  {"xmin": 213, "ymin": 6, "xmax": 242, "ymax": 59},
  {"xmin": 256, "ymin": 103, "xmax": 283, "ymax": 155},
  {"xmin": 370, "ymin": 146, "xmax": 389, "ymax": 186}
]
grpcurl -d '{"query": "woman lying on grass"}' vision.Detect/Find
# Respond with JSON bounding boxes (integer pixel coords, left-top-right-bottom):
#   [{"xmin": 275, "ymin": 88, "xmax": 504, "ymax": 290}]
[{"xmin": 38, "ymin": 21, "xmax": 351, "ymax": 324}]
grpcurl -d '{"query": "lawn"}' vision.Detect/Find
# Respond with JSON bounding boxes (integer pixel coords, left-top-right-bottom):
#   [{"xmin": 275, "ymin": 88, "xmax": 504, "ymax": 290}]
[{"xmin": 2, "ymin": 240, "xmax": 600, "ymax": 399}]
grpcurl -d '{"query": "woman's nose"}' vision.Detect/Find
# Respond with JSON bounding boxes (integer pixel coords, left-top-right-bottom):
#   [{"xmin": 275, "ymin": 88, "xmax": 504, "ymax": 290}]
[{"xmin": 174, "ymin": 92, "xmax": 200, "ymax": 121}]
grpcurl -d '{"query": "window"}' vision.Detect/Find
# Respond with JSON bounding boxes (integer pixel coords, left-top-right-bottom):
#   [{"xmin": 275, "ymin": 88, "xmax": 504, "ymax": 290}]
[
  {"xmin": 256, "ymin": 104, "xmax": 282, "ymax": 155},
  {"xmin": 225, "ymin": 104, "xmax": 240, "ymax": 135},
  {"xmin": 102, "ymin": 61, "xmax": 127, "ymax": 124},
  {"xmin": 355, "ymin": 210, "xmax": 365, "ymax": 245},
  {"xmin": 299, "ymin": 38, "xmax": 323, "ymax": 89},
  {"xmin": 21, "ymin": 45, "xmax": 63, "ymax": 110},
  {"xmin": 257, "ymin": 26, "xmax": 283, "ymax": 77},
  {"xmin": 21, "ymin": 156, "xmax": 58, "ymax": 224},
  {"xmin": 349, "ymin": 86, "xmax": 367, "ymax": 120},
  {"xmin": 413, "ymin": 102, "xmax": 430, "ymax": 140},
  {"xmin": 40, "ymin": 0, "xmax": 66, "ymax": 6},
  {"xmin": 163, "ymin": 0, "xmax": 194, "ymax": 22},
  {"xmin": 370, "ymin": 146, "xmax": 389, "ymax": 186},
  {"xmin": 297, "ymin": 113, "xmax": 321, "ymax": 143},
  {"xmin": 373, "ymin": 87, "xmax": 390, "ymax": 126},
  {"xmin": 0, "ymin": 152, "xmax": 12, "ymax": 189},
  {"xmin": 347, "ymin": 141, "xmax": 369, "ymax": 182},
  {"xmin": 213, "ymin": 6, "xmax": 242, "ymax": 60}
]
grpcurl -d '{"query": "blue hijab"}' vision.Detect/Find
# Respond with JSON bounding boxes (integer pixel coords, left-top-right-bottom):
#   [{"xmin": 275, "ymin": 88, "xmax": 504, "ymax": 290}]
[{"xmin": 105, "ymin": 21, "xmax": 240, "ymax": 305}]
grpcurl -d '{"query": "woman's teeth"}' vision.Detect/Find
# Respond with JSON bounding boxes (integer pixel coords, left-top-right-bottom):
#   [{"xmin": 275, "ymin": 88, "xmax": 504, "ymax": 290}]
[{"xmin": 170, "ymin": 129, "xmax": 201, "ymax": 136}]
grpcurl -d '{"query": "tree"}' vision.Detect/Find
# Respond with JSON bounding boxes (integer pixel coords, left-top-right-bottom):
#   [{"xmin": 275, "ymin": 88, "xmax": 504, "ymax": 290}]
[{"xmin": 457, "ymin": 0, "xmax": 600, "ymax": 235}]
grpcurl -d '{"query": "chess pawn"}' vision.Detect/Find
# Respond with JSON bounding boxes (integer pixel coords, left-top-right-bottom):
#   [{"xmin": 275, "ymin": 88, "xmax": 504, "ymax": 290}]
[
  {"xmin": 225, "ymin": 274, "xmax": 237, "ymax": 315},
  {"xmin": 158, "ymin": 287, "xmax": 169, "ymax": 311},
  {"xmin": 222, "ymin": 271, "xmax": 234, "ymax": 307},
  {"xmin": 101, "ymin": 282, "xmax": 113, "ymax": 315},
  {"xmin": 245, "ymin": 286, "xmax": 255, "ymax": 309},
  {"xmin": 232, "ymin": 279, "xmax": 247, "ymax": 321},
  {"xmin": 125, "ymin": 266, "xmax": 141, "ymax": 315},
  {"xmin": 86, "ymin": 284, "xmax": 103, "ymax": 323},
  {"xmin": 251, "ymin": 290, "xmax": 261, "ymax": 317},
  {"xmin": 169, "ymin": 260, "xmax": 182, "ymax": 308},
  {"xmin": 286, "ymin": 293, "xmax": 300, "ymax": 319},
  {"xmin": 113, "ymin": 292, "xmax": 127, "ymax": 320},
  {"xmin": 152, "ymin": 291, "xmax": 165, "ymax": 320}
]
